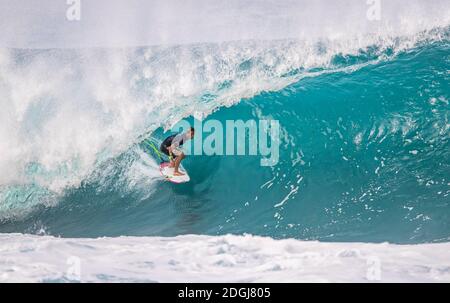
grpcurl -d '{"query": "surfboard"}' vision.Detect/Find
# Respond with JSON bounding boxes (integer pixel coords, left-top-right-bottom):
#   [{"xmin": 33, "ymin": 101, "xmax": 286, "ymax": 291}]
[{"xmin": 159, "ymin": 162, "xmax": 190, "ymax": 183}]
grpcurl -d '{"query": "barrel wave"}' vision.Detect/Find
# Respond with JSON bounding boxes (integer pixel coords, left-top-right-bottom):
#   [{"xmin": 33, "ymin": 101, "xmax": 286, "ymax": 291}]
[{"xmin": 0, "ymin": 27, "xmax": 448, "ymax": 244}]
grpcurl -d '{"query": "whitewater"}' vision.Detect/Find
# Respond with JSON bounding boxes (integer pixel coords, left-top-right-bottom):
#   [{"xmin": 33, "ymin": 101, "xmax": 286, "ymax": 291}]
[
  {"xmin": 0, "ymin": 0, "xmax": 449, "ymax": 282},
  {"xmin": 1, "ymin": 234, "xmax": 450, "ymax": 282}
]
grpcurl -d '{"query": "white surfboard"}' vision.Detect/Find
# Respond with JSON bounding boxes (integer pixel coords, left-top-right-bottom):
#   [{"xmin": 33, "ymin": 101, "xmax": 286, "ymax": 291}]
[{"xmin": 159, "ymin": 162, "xmax": 190, "ymax": 183}]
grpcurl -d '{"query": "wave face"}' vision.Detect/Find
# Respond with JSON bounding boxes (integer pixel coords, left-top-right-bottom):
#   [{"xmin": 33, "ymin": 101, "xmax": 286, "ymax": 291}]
[{"xmin": 0, "ymin": 26, "xmax": 449, "ymax": 243}]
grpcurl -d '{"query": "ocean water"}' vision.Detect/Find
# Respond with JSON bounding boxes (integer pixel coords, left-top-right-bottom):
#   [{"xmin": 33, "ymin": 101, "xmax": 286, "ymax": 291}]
[
  {"xmin": 0, "ymin": 29, "xmax": 448, "ymax": 244},
  {"xmin": 1, "ymin": 0, "xmax": 450, "ymax": 282}
]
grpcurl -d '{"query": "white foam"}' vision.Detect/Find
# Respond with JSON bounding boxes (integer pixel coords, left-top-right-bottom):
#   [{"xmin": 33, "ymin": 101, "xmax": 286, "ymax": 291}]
[
  {"xmin": 1, "ymin": 0, "xmax": 449, "ymax": 48},
  {"xmin": 0, "ymin": 233, "xmax": 449, "ymax": 282}
]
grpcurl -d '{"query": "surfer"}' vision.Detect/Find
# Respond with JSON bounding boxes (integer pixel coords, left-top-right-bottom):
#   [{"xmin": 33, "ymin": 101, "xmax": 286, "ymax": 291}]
[{"xmin": 160, "ymin": 127, "xmax": 195, "ymax": 176}]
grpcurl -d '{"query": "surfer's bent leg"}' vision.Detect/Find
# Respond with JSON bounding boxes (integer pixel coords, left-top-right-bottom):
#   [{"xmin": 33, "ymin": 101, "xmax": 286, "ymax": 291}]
[
  {"xmin": 170, "ymin": 147, "xmax": 185, "ymax": 175},
  {"xmin": 160, "ymin": 143, "xmax": 175, "ymax": 167},
  {"xmin": 173, "ymin": 153, "xmax": 185, "ymax": 176},
  {"xmin": 169, "ymin": 154, "xmax": 176, "ymax": 167},
  {"xmin": 168, "ymin": 147, "xmax": 176, "ymax": 167}
]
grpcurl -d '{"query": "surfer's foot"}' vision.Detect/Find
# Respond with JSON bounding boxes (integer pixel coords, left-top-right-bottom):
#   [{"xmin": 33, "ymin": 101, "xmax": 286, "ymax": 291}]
[{"xmin": 173, "ymin": 171, "xmax": 185, "ymax": 176}]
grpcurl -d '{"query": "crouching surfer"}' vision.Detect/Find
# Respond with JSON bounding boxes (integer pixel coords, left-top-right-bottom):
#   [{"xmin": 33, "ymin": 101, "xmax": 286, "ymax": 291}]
[{"xmin": 160, "ymin": 127, "xmax": 195, "ymax": 176}]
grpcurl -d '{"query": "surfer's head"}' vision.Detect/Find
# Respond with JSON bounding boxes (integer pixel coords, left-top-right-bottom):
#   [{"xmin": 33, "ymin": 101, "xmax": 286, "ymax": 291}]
[{"xmin": 187, "ymin": 127, "xmax": 195, "ymax": 139}]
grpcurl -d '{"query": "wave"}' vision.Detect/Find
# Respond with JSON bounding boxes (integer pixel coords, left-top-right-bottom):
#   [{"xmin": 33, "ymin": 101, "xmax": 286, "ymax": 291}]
[{"xmin": 0, "ymin": 25, "xmax": 449, "ymax": 243}]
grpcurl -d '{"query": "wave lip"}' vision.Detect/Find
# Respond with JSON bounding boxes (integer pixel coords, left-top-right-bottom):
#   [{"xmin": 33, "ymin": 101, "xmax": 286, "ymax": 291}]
[{"xmin": 1, "ymin": 233, "xmax": 449, "ymax": 282}]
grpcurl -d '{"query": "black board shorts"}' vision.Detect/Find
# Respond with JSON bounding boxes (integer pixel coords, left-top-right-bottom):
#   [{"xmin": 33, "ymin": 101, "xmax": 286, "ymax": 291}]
[{"xmin": 160, "ymin": 134, "xmax": 177, "ymax": 157}]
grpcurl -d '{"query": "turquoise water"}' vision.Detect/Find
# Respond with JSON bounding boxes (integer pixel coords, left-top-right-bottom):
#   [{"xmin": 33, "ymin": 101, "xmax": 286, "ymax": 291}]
[{"xmin": 0, "ymin": 36, "xmax": 449, "ymax": 244}]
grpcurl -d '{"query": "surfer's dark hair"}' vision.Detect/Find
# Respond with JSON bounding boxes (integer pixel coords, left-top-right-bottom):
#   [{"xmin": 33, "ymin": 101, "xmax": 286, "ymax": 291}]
[{"xmin": 190, "ymin": 127, "xmax": 195, "ymax": 133}]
